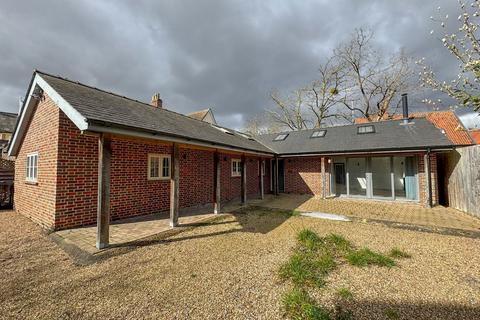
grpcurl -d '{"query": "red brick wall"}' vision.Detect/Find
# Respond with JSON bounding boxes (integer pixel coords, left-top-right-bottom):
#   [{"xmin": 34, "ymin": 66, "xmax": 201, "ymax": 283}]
[
  {"xmin": 246, "ymin": 157, "xmax": 260, "ymax": 197},
  {"xmin": 110, "ymin": 137, "xmax": 172, "ymax": 220},
  {"xmin": 219, "ymin": 154, "xmax": 270, "ymax": 202},
  {"xmin": 179, "ymin": 148, "xmax": 214, "ymax": 208},
  {"xmin": 14, "ymin": 93, "xmax": 59, "ymax": 230},
  {"xmin": 284, "ymin": 157, "xmax": 323, "ymax": 195},
  {"xmin": 55, "ymin": 111, "xmax": 98, "ymax": 229},
  {"xmin": 418, "ymin": 152, "xmax": 438, "ymax": 206}
]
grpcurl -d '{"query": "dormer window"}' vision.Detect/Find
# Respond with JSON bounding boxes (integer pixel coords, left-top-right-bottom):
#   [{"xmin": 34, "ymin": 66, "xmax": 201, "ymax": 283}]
[
  {"xmin": 357, "ymin": 125, "xmax": 375, "ymax": 134},
  {"xmin": 273, "ymin": 133, "xmax": 289, "ymax": 141},
  {"xmin": 311, "ymin": 130, "xmax": 327, "ymax": 138}
]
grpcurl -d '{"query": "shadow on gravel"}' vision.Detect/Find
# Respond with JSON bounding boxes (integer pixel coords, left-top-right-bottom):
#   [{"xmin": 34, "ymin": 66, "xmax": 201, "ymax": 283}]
[
  {"xmin": 336, "ymin": 299, "xmax": 480, "ymax": 320},
  {"xmin": 72, "ymin": 206, "xmax": 292, "ymax": 265}
]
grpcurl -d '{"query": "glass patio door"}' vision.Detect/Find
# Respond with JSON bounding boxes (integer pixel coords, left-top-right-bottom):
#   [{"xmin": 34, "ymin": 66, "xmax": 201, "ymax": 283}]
[
  {"xmin": 371, "ymin": 157, "xmax": 393, "ymax": 199},
  {"xmin": 346, "ymin": 158, "xmax": 367, "ymax": 197},
  {"xmin": 337, "ymin": 156, "xmax": 419, "ymax": 202},
  {"xmin": 404, "ymin": 157, "xmax": 418, "ymax": 200}
]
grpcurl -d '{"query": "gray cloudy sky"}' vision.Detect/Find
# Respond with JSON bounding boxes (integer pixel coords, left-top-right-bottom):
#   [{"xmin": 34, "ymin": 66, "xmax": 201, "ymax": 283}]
[{"xmin": 0, "ymin": 0, "xmax": 470, "ymax": 129}]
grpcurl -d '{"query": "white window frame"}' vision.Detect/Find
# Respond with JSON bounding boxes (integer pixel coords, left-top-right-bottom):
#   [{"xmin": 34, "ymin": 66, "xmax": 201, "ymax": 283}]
[
  {"xmin": 148, "ymin": 154, "xmax": 171, "ymax": 180},
  {"xmin": 26, "ymin": 152, "xmax": 38, "ymax": 183},
  {"xmin": 231, "ymin": 158, "xmax": 242, "ymax": 177}
]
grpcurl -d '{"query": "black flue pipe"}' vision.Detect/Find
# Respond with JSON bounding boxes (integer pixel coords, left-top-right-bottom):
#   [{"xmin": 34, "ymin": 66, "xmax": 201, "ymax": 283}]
[{"xmin": 402, "ymin": 93, "xmax": 409, "ymax": 124}]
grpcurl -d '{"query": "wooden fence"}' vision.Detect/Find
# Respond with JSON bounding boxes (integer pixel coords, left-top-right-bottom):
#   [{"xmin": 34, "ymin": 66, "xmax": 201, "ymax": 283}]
[{"xmin": 445, "ymin": 145, "xmax": 480, "ymax": 218}]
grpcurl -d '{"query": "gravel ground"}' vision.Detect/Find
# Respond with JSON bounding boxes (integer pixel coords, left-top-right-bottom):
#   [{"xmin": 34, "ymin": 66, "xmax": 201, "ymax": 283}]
[{"xmin": 1, "ymin": 209, "xmax": 479, "ymax": 319}]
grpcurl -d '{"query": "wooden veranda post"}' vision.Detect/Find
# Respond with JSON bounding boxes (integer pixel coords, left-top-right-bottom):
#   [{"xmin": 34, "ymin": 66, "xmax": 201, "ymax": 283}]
[
  {"xmin": 241, "ymin": 155, "xmax": 247, "ymax": 204},
  {"xmin": 321, "ymin": 157, "xmax": 326, "ymax": 199},
  {"xmin": 275, "ymin": 157, "xmax": 279, "ymax": 195},
  {"xmin": 96, "ymin": 133, "xmax": 111, "ymax": 249},
  {"xmin": 260, "ymin": 160, "xmax": 264, "ymax": 200},
  {"xmin": 214, "ymin": 152, "xmax": 221, "ymax": 214},
  {"xmin": 170, "ymin": 143, "xmax": 180, "ymax": 226}
]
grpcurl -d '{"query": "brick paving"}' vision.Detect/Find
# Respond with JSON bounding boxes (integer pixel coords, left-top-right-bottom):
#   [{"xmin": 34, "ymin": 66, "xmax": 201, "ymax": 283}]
[
  {"xmin": 54, "ymin": 211, "xmax": 220, "ymax": 254},
  {"xmin": 251, "ymin": 194, "xmax": 480, "ymax": 232}
]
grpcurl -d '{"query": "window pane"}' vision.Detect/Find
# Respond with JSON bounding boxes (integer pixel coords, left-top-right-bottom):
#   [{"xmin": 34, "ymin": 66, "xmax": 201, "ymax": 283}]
[
  {"xmin": 162, "ymin": 157, "xmax": 170, "ymax": 177},
  {"xmin": 394, "ymin": 156, "xmax": 418, "ymax": 200},
  {"xmin": 347, "ymin": 158, "xmax": 366, "ymax": 196},
  {"xmin": 372, "ymin": 157, "xmax": 391, "ymax": 198}
]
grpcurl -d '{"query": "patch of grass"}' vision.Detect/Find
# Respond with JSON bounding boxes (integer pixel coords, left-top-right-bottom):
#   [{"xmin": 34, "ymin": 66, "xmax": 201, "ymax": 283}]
[
  {"xmin": 336, "ymin": 287, "xmax": 353, "ymax": 300},
  {"xmin": 297, "ymin": 229, "xmax": 323, "ymax": 251},
  {"xmin": 279, "ymin": 253, "xmax": 332, "ymax": 288},
  {"xmin": 283, "ymin": 287, "xmax": 331, "ymax": 320},
  {"xmin": 384, "ymin": 308, "xmax": 399, "ymax": 319},
  {"xmin": 324, "ymin": 234, "xmax": 353, "ymax": 254},
  {"xmin": 389, "ymin": 247, "xmax": 411, "ymax": 259},
  {"xmin": 345, "ymin": 248, "xmax": 396, "ymax": 268}
]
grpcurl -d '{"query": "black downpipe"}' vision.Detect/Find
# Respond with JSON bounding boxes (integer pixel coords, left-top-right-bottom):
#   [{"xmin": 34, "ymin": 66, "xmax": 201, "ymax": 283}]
[{"xmin": 426, "ymin": 148, "xmax": 433, "ymax": 208}]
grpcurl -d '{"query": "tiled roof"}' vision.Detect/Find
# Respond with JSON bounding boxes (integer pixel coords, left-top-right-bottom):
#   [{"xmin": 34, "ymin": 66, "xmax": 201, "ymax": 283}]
[
  {"xmin": 354, "ymin": 111, "xmax": 473, "ymax": 145},
  {"xmin": 36, "ymin": 71, "xmax": 273, "ymax": 154},
  {"xmin": 470, "ymin": 130, "xmax": 480, "ymax": 144},
  {"xmin": 0, "ymin": 112, "xmax": 17, "ymax": 133},
  {"xmin": 257, "ymin": 119, "xmax": 454, "ymax": 155}
]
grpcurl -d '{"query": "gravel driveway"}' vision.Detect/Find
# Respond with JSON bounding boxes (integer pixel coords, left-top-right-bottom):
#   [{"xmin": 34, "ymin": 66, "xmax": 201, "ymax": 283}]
[{"xmin": 1, "ymin": 209, "xmax": 479, "ymax": 319}]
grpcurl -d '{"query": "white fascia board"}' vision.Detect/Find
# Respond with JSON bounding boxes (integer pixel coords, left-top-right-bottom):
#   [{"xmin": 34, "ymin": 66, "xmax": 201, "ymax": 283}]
[
  {"xmin": 8, "ymin": 73, "xmax": 88, "ymax": 156},
  {"xmin": 36, "ymin": 75, "xmax": 88, "ymax": 130}
]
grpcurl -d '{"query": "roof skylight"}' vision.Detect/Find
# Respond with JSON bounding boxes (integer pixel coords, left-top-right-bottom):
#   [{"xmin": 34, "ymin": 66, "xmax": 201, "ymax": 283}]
[
  {"xmin": 311, "ymin": 130, "xmax": 327, "ymax": 138},
  {"xmin": 357, "ymin": 125, "xmax": 375, "ymax": 134},
  {"xmin": 212, "ymin": 125, "xmax": 233, "ymax": 135},
  {"xmin": 274, "ymin": 133, "xmax": 289, "ymax": 141}
]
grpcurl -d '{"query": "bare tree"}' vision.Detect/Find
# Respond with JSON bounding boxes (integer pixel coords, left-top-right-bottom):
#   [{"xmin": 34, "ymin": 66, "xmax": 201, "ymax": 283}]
[
  {"xmin": 305, "ymin": 58, "xmax": 348, "ymax": 127},
  {"xmin": 249, "ymin": 28, "xmax": 415, "ymax": 133},
  {"xmin": 266, "ymin": 58, "xmax": 348, "ymax": 131},
  {"xmin": 335, "ymin": 28, "xmax": 414, "ymax": 121},
  {"xmin": 268, "ymin": 88, "xmax": 310, "ymax": 131},
  {"xmin": 243, "ymin": 112, "xmax": 282, "ymax": 136}
]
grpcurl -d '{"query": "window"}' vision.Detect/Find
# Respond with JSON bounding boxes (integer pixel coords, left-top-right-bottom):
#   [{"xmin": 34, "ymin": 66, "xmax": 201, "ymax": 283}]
[
  {"xmin": 231, "ymin": 159, "xmax": 242, "ymax": 177},
  {"xmin": 357, "ymin": 125, "xmax": 375, "ymax": 134},
  {"xmin": 26, "ymin": 153, "xmax": 38, "ymax": 182},
  {"xmin": 273, "ymin": 133, "xmax": 289, "ymax": 141},
  {"xmin": 311, "ymin": 130, "xmax": 327, "ymax": 138},
  {"xmin": 212, "ymin": 125, "xmax": 233, "ymax": 135},
  {"xmin": 148, "ymin": 154, "xmax": 171, "ymax": 180}
]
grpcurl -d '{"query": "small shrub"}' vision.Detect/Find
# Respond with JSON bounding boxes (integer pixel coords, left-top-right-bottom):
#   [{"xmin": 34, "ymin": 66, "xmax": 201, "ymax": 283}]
[
  {"xmin": 279, "ymin": 253, "xmax": 327, "ymax": 288},
  {"xmin": 283, "ymin": 288, "xmax": 331, "ymax": 320},
  {"xmin": 389, "ymin": 248, "xmax": 411, "ymax": 259},
  {"xmin": 346, "ymin": 248, "xmax": 396, "ymax": 268},
  {"xmin": 336, "ymin": 287, "xmax": 353, "ymax": 300}
]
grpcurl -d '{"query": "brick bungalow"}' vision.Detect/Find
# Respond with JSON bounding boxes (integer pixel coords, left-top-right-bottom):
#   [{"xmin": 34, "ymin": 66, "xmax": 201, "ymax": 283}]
[{"xmin": 8, "ymin": 71, "xmax": 473, "ymax": 248}]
